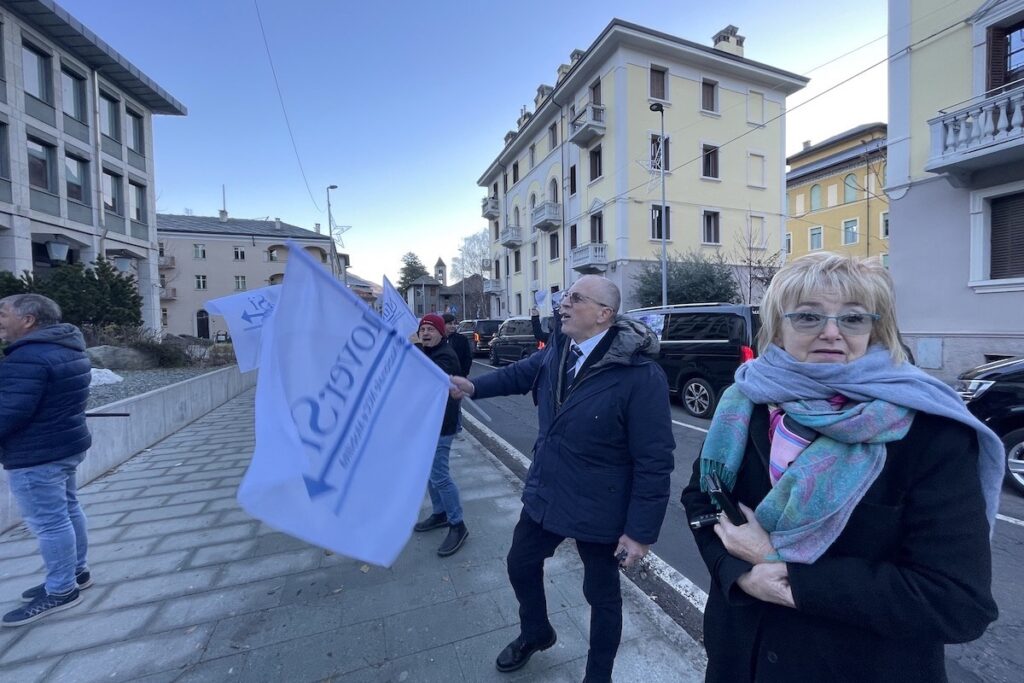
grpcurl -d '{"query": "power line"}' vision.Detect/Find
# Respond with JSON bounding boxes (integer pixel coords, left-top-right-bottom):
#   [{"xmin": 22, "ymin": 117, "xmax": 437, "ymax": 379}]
[{"xmin": 253, "ymin": 0, "xmax": 322, "ymax": 212}]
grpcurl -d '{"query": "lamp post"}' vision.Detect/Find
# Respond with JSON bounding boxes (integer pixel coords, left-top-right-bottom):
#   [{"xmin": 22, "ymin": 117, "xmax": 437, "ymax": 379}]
[
  {"xmin": 649, "ymin": 102, "xmax": 668, "ymax": 308},
  {"xmin": 459, "ymin": 243, "xmax": 467, "ymax": 320},
  {"xmin": 326, "ymin": 184, "xmax": 343, "ymax": 283}
]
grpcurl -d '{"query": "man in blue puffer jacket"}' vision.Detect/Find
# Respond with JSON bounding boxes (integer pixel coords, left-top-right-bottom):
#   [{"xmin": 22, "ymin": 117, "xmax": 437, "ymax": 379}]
[{"xmin": 0, "ymin": 294, "xmax": 92, "ymax": 627}]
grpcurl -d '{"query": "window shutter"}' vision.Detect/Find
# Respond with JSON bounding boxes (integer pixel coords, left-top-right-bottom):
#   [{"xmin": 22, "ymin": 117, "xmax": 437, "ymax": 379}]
[
  {"xmin": 988, "ymin": 26, "xmax": 1008, "ymax": 93},
  {"xmin": 990, "ymin": 192, "xmax": 1024, "ymax": 279}
]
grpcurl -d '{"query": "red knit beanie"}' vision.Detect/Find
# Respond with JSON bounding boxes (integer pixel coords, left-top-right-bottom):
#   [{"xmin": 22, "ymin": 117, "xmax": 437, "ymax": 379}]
[{"xmin": 419, "ymin": 314, "xmax": 446, "ymax": 336}]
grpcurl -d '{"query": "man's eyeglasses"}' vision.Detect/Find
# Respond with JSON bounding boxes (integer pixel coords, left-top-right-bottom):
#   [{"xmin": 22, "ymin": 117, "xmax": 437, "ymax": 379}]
[
  {"xmin": 565, "ymin": 291, "xmax": 612, "ymax": 309},
  {"xmin": 784, "ymin": 311, "xmax": 880, "ymax": 334}
]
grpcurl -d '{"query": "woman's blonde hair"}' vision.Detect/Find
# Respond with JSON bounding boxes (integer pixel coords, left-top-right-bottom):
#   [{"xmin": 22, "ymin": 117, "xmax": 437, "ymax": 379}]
[{"xmin": 758, "ymin": 252, "xmax": 906, "ymax": 363}]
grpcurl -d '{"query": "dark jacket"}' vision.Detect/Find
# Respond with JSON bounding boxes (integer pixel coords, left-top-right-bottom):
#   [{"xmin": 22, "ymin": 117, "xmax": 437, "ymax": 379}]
[
  {"xmin": 420, "ymin": 339, "xmax": 461, "ymax": 436},
  {"xmin": 0, "ymin": 324, "xmax": 92, "ymax": 469},
  {"xmin": 473, "ymin": 317, "xmax": 675, "ymax": 544},
  {"xmin": 681, "ymin": 405, "xmax": 998, "ymax": 683},
  {"xmin": 530, "ymin": 314, "xmax": 550, "ymax": 344},
  {"xmin": 447, "ymin": 331, "xmax": 472, "ymax": 377}
]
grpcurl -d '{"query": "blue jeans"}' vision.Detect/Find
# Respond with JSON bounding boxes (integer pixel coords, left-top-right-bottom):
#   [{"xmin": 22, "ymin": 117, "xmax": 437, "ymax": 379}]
[
  {"xmin": 427, "ymin": 434, "xmax": 462, "ymax": 524},
  {"xmin": 8, "ymin": 453, "xmax": 89, "ymax": 595}
]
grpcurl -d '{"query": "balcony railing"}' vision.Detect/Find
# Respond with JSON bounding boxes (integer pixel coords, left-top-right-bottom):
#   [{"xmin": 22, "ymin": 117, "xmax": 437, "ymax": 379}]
[
  {"xmin": 500, "ymin": 225, "xmax": 523, "ymax": 248},
  {"xmin": 926, "ymin": 86, "xmax": 1024, "ymax": 183},
  {"xmin": 571, "ymin": 242, "xmax": 608, "ymax": 272},
  {"xmin": 483, "ymin": 279, "xmax": 503, "ymax": 294},
  {"xmin": 481, "ymin": 196, "xmax": 500, "ymax": 220},
  {"xmin": 569, "ymin": 103, "xmax": 606, "ymax": 147},
  {"xmin": 157, "ymin": 255, "xmax": 175, "ymax": 269},
  {"xmin": 531, "ymin": 201, "xmax": 561, "ymax": 232},
  {"xmin": 159, "ymin": 287, "xmax": 177, "ymax": 300}
]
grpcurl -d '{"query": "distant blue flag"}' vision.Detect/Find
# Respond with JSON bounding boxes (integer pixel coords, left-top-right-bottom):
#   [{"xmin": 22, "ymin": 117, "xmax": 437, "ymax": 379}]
[
  {"xmin": 237, "ymin": 243, "xmax": 449, "ymax": 566},
  {"xmin": 380, "ymin": 275, "xmax": 419, "ymax": 337},
  {"xmin": 205, "ymin": 285, "xmax": 281, "ymax": 372}
]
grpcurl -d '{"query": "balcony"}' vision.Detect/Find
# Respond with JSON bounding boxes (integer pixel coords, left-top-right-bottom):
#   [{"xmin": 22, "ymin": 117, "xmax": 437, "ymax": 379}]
[
  {"xmin": 531, "ymin": 201, "xmax": 561, "ymax": 232},
  {"xmin": 500, "ymin": 226, "xmax": 523, "ymax": 248},
  {"xmin": 481, "ymin": 196, "xmax": 500, "ymax": 220},
  {"xmin": 571, "ymin": 242, "xmax": 608, "ymax": 272},
  {"xmin": 569, "ymin": 103, "xmax": 606, "ymax": 147},
  {"xmin": 926, "ymin": 86, "xmax": 1024, "ymax": 186},
  {"xmin": 159, "ymin": 287, "xmax": 177, "ymax": 300},
  {"xmin": 157, "ymin": 255, "xmax": 175, "ymax": 269},
  {"xmin": 483, "ymin": 279, "xmax": 503, "ymax": 294}
]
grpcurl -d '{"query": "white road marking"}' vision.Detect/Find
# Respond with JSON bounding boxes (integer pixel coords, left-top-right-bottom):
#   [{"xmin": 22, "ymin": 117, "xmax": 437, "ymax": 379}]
[
  {"xmin": 997, "ymin": 513, "xmax": 1024, "ymax": 528},
  {"xmin": 672, "ymin": 420, "xmax": 709, "ymax": 434},
  {"xmin": 472, "ymin": 360, "xmax": 494, "ymax": 368}
]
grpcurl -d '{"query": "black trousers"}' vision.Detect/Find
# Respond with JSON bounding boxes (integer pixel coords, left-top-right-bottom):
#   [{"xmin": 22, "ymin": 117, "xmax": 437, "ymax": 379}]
[{"xmin": 507, "ymin": 509, "xmax": 622, "ymax": 681}]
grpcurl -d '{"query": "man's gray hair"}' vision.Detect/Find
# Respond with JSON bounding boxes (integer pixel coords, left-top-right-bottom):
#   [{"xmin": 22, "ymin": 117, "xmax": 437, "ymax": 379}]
[{"xmin": 0, "ymin": 293, "xmax": 62, "ymax": 327}]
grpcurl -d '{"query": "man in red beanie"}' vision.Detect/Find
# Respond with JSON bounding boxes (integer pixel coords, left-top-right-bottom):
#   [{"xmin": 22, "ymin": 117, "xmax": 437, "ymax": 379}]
[{"xmin": 412, "ymin": 314, "xmax": 469, "ymax": 556}]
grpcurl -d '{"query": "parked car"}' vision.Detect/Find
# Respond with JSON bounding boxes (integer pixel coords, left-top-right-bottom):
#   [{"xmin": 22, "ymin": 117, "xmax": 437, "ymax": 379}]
[
  {"xmin": 489, "ymin": 316, "xmax": 546, "ymax": 366},
  {"xmin": 626, "ymin": 303, "xmax": 760, "ymax": 419},
  {"xmin": 456, "ymin": 319, "xmax": 502, "ymax": 356},
  {"xmin": 956, "ymin": 356, "xmax": 1024, "ymax": 495}
]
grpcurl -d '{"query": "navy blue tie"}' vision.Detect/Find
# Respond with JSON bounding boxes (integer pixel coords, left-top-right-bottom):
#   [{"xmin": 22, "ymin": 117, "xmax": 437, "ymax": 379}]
[{"xmin": 565, "ymin": 344, "xmax": 583, "ymax": 387}]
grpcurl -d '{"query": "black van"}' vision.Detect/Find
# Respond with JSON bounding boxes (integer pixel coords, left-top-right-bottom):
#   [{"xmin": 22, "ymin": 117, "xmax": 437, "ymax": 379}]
[
  {"xmin": 626, "ymin": 303, "xmax": 760, "ymax": 418},
  {"xmin": 456, "ymin": 319, "xmax": 502, "ymax": 356},
  {"xmin": 489, "ymin": 316, "xmax": 546, "ymax": 366},
  {"xmin": 957, "ymin": 356, "xmax": 1024, "ymax": 496}
]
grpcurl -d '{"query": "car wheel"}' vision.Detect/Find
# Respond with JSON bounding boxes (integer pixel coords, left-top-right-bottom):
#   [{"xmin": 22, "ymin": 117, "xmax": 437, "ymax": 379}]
[
  {"xmin": 680, "ymin": 377, "xmax": 716, "ymax": 419},
  {"xmin": 1004, "ymin": 428, "xmax": 1024, "ymax": 496}
]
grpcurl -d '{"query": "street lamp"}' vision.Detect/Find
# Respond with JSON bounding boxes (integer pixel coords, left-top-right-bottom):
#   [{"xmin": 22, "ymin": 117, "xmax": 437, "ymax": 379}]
[
  {"xmin": 649, "ymin": 102, "xmax": 668, "ymax": 308},
  {"xmin": 326, "ymin": 184, "xmax": 343, "ymax": 283}
]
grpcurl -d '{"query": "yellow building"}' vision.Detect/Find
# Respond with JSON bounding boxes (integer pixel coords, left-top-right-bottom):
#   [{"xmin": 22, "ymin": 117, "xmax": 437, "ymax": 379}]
[
  {"xmin": 785, "ymin": 123, "xmax": 889, "ymax": 263},
  {"xmin": 478, "ymin": 21, "xmax": 807, "ymax": 314}
]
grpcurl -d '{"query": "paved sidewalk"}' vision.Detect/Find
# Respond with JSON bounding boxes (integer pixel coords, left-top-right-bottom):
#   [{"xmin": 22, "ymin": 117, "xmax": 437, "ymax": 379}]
[{"xmin": 0, "ymin": 390, "xmax": 706, "ymax": 682}]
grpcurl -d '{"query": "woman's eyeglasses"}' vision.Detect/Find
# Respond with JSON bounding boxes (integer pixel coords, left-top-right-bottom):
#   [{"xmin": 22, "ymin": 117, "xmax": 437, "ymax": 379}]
[{"xmin": 784, "ymin": 311, "xmax": 880, "ymax": 334}]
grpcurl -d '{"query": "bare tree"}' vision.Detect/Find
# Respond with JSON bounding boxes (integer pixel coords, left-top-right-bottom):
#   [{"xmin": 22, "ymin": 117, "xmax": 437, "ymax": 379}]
[
  {"xmin": 730, "ymin": 226, "xmax": 783, "ymax": 304},
  {"xmin": 450, "ymin": 229, "xmax": 490, "ymax": 280}
]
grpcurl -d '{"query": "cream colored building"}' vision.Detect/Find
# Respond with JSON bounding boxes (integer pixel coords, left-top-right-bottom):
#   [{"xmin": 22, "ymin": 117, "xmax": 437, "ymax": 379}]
[
  {"xmin": 786, "ymin": 123, "xmax": 889, "ymax": 262},
  {"xmin": 477, "ymin": 20, "xmax": 807, "ymax": 315},
  {"xmin": 0, "ymin": 0, "xmax": 185, "ymax": 330},
  {"xmin": 888, "ymin": 0, "xmax": 1024, "ymax": 380},
  {"xmin": 156, "ymin": 212, "xmax": 343, "ymax": 338}
]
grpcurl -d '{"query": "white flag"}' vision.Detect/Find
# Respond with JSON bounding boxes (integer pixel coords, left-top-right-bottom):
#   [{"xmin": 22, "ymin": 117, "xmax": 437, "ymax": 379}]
[
  {"xmin": 380, "ymin": 275, "xmax": 419, "ymax": 338},
  {"xmin": 205, "ymin": 285, "xmax": 281, "ymax": 372},
  {"xmin": 237, "ymin": 243, "xmax": 449, "ymax": 566}
]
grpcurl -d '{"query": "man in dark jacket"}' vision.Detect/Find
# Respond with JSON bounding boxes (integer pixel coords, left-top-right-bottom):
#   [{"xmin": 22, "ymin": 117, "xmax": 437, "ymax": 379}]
[
  {"xmin": 450, "ymin": 276, "xmax": 675, "ymax": 683},
  {"xmin": 0, "ymin": 294, "xmax": 92, "ymax": 627},
  {"xmin": 412, "ymin": 314, "xmax": 469, "ymax": 557},
  {"xmin": 442, "ymin": 313, "xmax": 472, "ymax": 377}
]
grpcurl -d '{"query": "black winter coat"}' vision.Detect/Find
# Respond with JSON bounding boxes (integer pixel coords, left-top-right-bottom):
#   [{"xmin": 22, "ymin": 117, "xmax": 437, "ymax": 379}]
[
  {"xmin": 473, "ymin": 318, "xmax": 675, "ymax": 544},
  {"xmin": 447, "ymin": 332, "xmax": 472, "ymax": 377},
  {"xmin": 0, "ymin": 324, "xmax": 92, "ymax": 469},
  {"xmin": 681, "ymin": 405, "xmax": 998, "ymax": 683},
  {"xmin": 420, "ymin": 339, "xmax": 461, "ymax": 436}
]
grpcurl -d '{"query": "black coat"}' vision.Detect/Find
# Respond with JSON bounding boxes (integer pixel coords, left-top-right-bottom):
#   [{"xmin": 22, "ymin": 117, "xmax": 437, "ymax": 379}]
[
  {"xmin": 420, "ymin": 339, "xmax": 461, "ymax": 436},
  {"xmin": 473, "ymin": 318, "xmax": 675, "ymax": 544},
  {"xmin": 681, "ymin": 405, "xmax": 998, "ymax": 683},
  {"xmin": 447, "ymin": 332, "xmax": 472, "ymax": 377}
]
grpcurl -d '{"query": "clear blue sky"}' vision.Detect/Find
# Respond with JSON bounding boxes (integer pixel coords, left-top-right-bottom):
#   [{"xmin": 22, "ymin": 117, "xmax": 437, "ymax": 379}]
[{"xmin": 58, "ymin": 0, "xmax": 889, "ymax": 284}]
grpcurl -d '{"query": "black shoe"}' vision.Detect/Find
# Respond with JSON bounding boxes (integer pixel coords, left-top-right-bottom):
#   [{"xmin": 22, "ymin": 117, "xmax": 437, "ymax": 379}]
[
  {"xmin": 3, "ymin": 588, "xmax": 82, "ymax": 627},
  {"xmin": 437, "ymin": 522, "xmax": 468, "ymax": 557},
  {"xmin": 414, "ymin": 512, "xmax": 448, "ymax": 532},
  {"xmin": 21, "ymin": 570, "xmax": 92, "ymax": 603},
  {"xmin": 495, "ymin": 627, "xmax": 557, "ymax": 673}
]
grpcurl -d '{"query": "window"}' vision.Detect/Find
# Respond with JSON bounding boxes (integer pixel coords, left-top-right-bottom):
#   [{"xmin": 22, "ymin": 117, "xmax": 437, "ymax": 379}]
[
  {"xmin": 548, "ymin": 123, "xmax": 558, "ymax": 150},
  {"xmin": 590, "ymin": 212, "xmax": 604, "ymax": 243},
  {"xmin": 503, "ymin": 172, "xmax": 508, "ymax": 192},
  {"xmin": 60, "ymin": 69, "xmax": 86, "ymax": 120},
  {"xmin": 548, "ymin": 178, "xmax": 558, "ymax": 203},
  {"xmin": 512, "ymin": 162, "xmax": 519, "ymax": 183},
  {"xmin": 515, "ymin": 293, "xmax": 522, "ymax": 315},
  {"xmin": 195, "ymin": 275, "xmax": 207, "ymax": 290},
  {"xmin": 64, "ymin": 155, "xmax": 87, "ymax": 203},
  {"xmin": 27, "ymin": 138, "xmax": 55, "ymax": 192},
  {"xmin": 513, "ymin": 206, "xmax": 520, "ymax": 226},
  {"xmin": 701, "ymin": 145, "xmax": 719, "ymax": 179},
  {"xmin": 491, "ymin": 182, "xmax": 498, "ymax": 198},
  {"xmin": 650, "ymin": 65, "xmax": 667, "ymax": 100},
  {"xmin": 651, "ymin": 205, "xmax": 671, "ymax": 240},
  {"xmin": 844, "ymin": 173, "xmax": 858, "ymax": 203},
  {"xmin": 809, "ymin": 226, "xmax": 823, "ymax": 250},
  {"xmin": 569, "ymin": 165, "xmax": 577, "ymax": 195},
  {"xmin": 529, "ymin": 144, "xmax": 536, "ymax": 168},
  {"xmin": 549, "ymin": 232, "xmax": 560, "ymax": 259},
  {"xmin": 570, "ymin": 224, "xmax": 578, "ymax": 249},
  {"xmin": 987, "ymin": 21, "xmax": 1024, "ymax": 92},
  {"xmin": 234, "ymin": 275, "xmax": 247, "ymax": 291},
  {"xmin": 492, "ymin": 220, "xmax": 499, "ymax": 241},
  {"xmin": 748, "ymin": 90, "xmax": 765, "ymax": 124},
  {"xmin": 161, "ymin": 308, "xmax": 168, "ymax": 326},
  {"xmin": 193, "ymin": 243, "xmax": 206, "ymax": 259},
  {"xmin": 589, "ymin": 145, "xmax": 603, "ymax": 180},
  {"xmin": 701, "ymin": 79, "xmax": 718, "ymax": 112},
  {"xmin": 880, "ymin": 211, "xmax": 890, "ymax": 239},
  {"xmin": 990, "ymin": 192, "xmax": 1024, "ymax": 279},
  {"xmin": 158, "ymin": 242, "xmax": 165, "ymax": 257},
  {"xmin": 702, "ymin": 211, "xmax": 721, "ymax": 244},
  {"xmin": 100, "ymin": 94, "xmax": 119, "ymax": 140},
  {"xmin": 784, "ymin": 232, "xmax": 792, "ymax": 254},
  {"xmin": 590, "ymin": 79, "xmax": 602, "ymax": 106},
  {"xmin": 268, "ymin": 247, "xmax": 281, "ymax": 262},
  {"xmin": 651, "ymin": 134, "xmax": 670, "ymax": 170},
  {"xmin": 810, "ymin": 184, "xmax": 822, "ymax": 211},
  {"xmin": 494, "ymin": 258, "xmax": 500, "ymax": 279},
  {"xmin": 530, "ymin": 239, "xmax": 537, "ymax": 257},
  {"xmin": 747, "ymin": 153, "xmax": 765, "ymax": 187},
  {"xmin": 234, "ymin": 246, "xmax": 246, "ymax": 260},
  {"xmin": 102, "ymin": 170, "xmax": 122, "ymax": 214},
  {"xmin": 22, "ymin": 44, "xmax": 51, "ymax": 103},
  {"xmin": 0, "ymin": 124, "xmax": 9, "ymax": 179},
  {"xmin": 749, "ymin": 215, "xmax": 766, "ymax": 248},
  {"xmin": 842, "ymin": 219, "xmax": 858, "ymax": 245},
  {"xmin": 530, "ymin": 260, "xmax": 538, "ymax": 279},
  {"xmin": 126, "ymin": 110, "xmax": 144, "ymax": 153},
  {"xmin": 513, "ymin": 249, "xmax": 521, "ymax": 273},
  {"xmin": 129, "ymin": 182, "xmax": 146, "ymax": 222}
]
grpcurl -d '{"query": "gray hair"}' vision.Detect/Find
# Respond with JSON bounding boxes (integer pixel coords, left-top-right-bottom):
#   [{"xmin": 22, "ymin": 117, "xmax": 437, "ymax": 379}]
[{"xmin": 0, "ymin": 293, "xmax": 62, "ymax": 327}]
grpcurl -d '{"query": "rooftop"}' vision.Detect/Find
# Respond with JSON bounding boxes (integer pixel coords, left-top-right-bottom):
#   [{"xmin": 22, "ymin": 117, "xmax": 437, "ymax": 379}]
[{"xmin": 156, "ymin": 214, "xmax": 331, "ymax": 241}]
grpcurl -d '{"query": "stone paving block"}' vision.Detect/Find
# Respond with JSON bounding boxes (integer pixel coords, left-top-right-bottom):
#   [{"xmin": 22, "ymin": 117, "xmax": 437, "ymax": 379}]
[
  {"xmin": 156, "ymin": 522, "xmax": 257, "ymax": 553},
  {"xmin": 117, "ymin": 512, "xmax": 223, "ymax": 541},
  {"xmin": 1, "ymin": 603, "xmax": 158, "ymax": 664},
  {"xmin": 612, "ymin": 631, "xmax": 705, "ymax": 682},
  {"xmin": 83, "ymin": 525, "xmax": 124, "ymax": 545},
  {"xmin": 46, "ymin": 623, "xmax": 215, "ymax": 683},
  {"xmin": 0, "ymin": 655, "xmax": 61, "ymax": 683},
  {"xmin": 163, "ymin": 486, "xmax": 238, "ymax": 506},
  {"xmin": 120, "ymin": 501, "xmax": 208, "ymax": 524},
  {"xmin": 202, "ymin": 497, "xmax": 241, "ymax": 513},
  {"xmin": 215, "ymin": 547, "xmax": 322, "ymax": 586},
  {"xmin": 142, "ymin": 480, "xmax": 220, "ymax": 498},
  {"xmin": 0, "ymin": 553, "xmax": 43, "ymax": 582},
  {"xmin": 78, "ymin": 486, "xmax": 165, "ymax": 505},
  {"xmin": 80, "ymin": 494, "xmax": 170, "ymax": 517},
  {"xmin": 148, "ymin": 577, "xmax": 286, "ymax": 632},
  {"xmin": 330, "ymin": 566, "xmax": 458, "ymax": 627},
  {"xmin": 0, "ymin": 537, "xmax": 39, "ymax": 559},
  {"xmin": 97, "ymin": 477, "xmax": 165, "ymax": 493},
  {"xmin": 250, "ymin": 531, "xmax": 314, "ymax": 558},
  {"xmin": 275, "ymin": 564, "xmax": 386, "ymax": 607},
  {"xmin": 547, "ymin": 567, "xmax": 588, "ymax": 610},
  {"xmin": 383, "ymin": 591, "xmax": 510, "ymax": 660},
  {"xmin": 338, "ymin": 643, "xmax": 464, "ymax": 683},
  {"xmin": 446, "ymin": 557, "xmax": 508, "ymax": 597},
  {"xmin": 134, "ymin": 653, "xmax": 250, "ymax": 683},
  {"xmin": 180, "ymin": 468, "xmax": 244, "ymax": 483},
  {"xmin": 215, "ymin": 509, "xmax": 252, "ymax": 526},
  {"xmin": 86, "ymin": 511, "xmax": 127, "ymax": 529},
  {"xmin": 88, "ymin": 549, "xmax": 190, "ymax": 582},
  {"xmin": 189, "ymin": 539, "xmax": 259, "ymax": 567},
  {"xmin": 238, "ymin": 619, "xmax": 386, "ymax": 681},
  {"xmin": 93, "ymin": 566, "xmax": 220, "ymax": 611},
  {"xmin": 87, "ymin": 537, "xmax": 161, "ymax": 563}
]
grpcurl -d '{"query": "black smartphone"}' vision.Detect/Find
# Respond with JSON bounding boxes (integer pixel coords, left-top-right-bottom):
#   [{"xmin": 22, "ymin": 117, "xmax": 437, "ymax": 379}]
[{"xmin": 704, "ymin": 472, "xmax": 747, "ymax": 526}]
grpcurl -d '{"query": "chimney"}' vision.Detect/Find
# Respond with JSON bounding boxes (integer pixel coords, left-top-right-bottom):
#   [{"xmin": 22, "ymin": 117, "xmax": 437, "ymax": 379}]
[
  {"xmin": 569, "ymin": 49, "xmax": 585, "ymax": 64},
  {"xmin": 517, "ymin": 105, "xmax": 533, "ymax": 129},
  {"xmin": 712, "ymin": 25, "xmax": 745, "ymax": 57},
  {"xmin": 314, "ymin": 222, "xmax": 321, "ymax": 234},
  {"xmin": 556, "ymin": 63, "xmax": 571, "ymax": 83},
  {"xmin": 218, "ymin": 209, "xmax": 228, "ymax": 223},
  {"xmin": 274, "ymin": 217, "xmax": 282, "ymax": 231},
  {"xmin": 504, "ymin": 130, "xmax": 517, "ymax": 146},
  {"xmin": 802, "ymin": 140, "xmax": 812, "ymax": 150},
  {"xmin": 534, "ymin": 84, "xmax": 553, "ymax": 109}
]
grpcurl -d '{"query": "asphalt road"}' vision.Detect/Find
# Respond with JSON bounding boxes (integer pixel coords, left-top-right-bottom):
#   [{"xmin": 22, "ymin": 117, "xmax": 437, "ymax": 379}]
[{"xmin": 467, "ymin": 358, "xmax": 1024, "ymax": 683}]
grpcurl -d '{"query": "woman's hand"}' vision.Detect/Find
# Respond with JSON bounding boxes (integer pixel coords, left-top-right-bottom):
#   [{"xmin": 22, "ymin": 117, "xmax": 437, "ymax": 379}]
[
  {"xmin": 714, "ymin": 502, "xmax": 775, "ymax": 564},
  {"xmin": 737, "ymin": 562, "xmax": 795, "ymax": 608}
]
